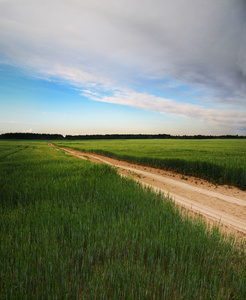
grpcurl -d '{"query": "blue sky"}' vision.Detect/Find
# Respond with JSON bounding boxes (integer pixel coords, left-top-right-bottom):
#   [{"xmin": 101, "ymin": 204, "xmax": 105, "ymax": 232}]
[{"xmin": 0, "ymin": 0, "xmax": 246, "ymax": 136}]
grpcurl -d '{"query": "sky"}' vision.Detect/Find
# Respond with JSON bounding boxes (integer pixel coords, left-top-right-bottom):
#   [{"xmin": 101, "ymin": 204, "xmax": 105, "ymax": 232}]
[{"xmin": 0, "ymin": 0, "xmax": 246, "ymax": 136}]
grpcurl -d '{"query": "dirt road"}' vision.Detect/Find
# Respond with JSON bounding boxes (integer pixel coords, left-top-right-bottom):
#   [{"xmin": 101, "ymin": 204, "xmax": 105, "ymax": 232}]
[{"xmin": 49, "ymin": 143, "xmax": 246, "ymax": 237}]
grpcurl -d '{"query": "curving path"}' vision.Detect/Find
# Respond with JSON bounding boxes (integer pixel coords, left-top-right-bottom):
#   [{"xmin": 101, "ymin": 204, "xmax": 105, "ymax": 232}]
[{"xmin": 48, "ymin": 143, "xmax": 246, "ymax": 236}]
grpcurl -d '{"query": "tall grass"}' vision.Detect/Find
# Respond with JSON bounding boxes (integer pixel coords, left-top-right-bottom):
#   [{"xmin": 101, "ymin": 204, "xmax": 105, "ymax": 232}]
[
  {"xmin": 1, "ymin": 141, "xmax": 246, "ymax": 299},
  {"xmin": 55, "ymin": 139, "xmax": 246, "ymax": 190}
]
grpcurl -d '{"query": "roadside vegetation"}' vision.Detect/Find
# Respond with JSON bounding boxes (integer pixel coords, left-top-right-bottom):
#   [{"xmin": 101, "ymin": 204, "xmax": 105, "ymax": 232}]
[
  {"xmin": 55, "ymin": 139, "xmax": 246, "ymax": 190},
  {"xmin": 1, "ymin": 140, "xmax": 246, "ymax": 299}
]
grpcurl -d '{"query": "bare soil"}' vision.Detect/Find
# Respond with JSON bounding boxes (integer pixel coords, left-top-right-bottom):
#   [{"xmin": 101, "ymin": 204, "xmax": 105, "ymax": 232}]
[{"xmin": 49, "ymin": 143, "xmax": 246, "ymax": 239}]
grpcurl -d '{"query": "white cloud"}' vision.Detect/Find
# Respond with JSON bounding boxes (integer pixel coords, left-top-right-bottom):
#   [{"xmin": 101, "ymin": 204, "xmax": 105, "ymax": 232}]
[
  {"xmin": 22, "ymin": 128, "xmax": 32, "ymax": 133},
  {"xmin": 0, "ymin": 0, "xmax": 246, "ymax": 133},
  {"xmin": 42, "ymin": 65, "xmax": 116, "ymax": 90},
  {"xmin": 1, "ymin": 1, "xmax": 246, "ymax": 97},
  {"xmin": 88, "ymin": 89, "xmax": 246, "ymax": 130}
]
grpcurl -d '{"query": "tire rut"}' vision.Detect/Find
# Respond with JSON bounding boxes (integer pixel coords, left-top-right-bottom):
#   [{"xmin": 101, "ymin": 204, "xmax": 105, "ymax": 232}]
[{"xmin": 49, "ymin": 143, "xmax": 246, "ymax": 236}]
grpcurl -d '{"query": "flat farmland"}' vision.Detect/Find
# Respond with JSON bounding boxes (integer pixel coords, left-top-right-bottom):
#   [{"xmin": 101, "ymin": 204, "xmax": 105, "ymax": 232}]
[
  {"xmin": 55, "ymin": 139, "xmax": 246, "ymax": 190},
  {"xmin": 1, "ymin": 140, "xmax": 246, "ymax": 299}
]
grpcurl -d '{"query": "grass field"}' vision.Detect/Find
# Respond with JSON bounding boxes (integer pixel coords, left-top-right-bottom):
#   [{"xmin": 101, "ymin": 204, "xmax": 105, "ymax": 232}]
[
  {"xmin": 55, "ymin": 139, "xmax": 246, "ymax": 190},
  {"xmin": 1, "ymin": 140, "xmax": 246, "ymax": 299}
]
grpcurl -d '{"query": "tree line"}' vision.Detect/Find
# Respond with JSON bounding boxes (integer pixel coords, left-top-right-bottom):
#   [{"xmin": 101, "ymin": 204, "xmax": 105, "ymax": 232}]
[
  {"xmin": 0, "ymin": 133, "xmax": 64, "ymax": 140},
  {"xmin": 0, "ymin": 132, "xmax": 245, "ymax": 140}
]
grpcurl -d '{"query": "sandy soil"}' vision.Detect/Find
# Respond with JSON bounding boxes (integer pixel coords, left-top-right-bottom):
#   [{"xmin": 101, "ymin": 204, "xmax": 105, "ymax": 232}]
[{"xmin": 49, "ymin": 143, "xmax": 246, "ymax": 239}]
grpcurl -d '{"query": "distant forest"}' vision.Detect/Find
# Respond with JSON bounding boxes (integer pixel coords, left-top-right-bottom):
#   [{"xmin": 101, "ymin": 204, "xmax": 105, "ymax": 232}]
[{"xmin": 0, "ymin": 132, "xmax": 245, "ymax": 140}]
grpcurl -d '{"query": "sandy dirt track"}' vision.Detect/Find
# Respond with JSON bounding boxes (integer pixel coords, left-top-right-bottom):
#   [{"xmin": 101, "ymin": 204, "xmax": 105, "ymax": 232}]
[{"xmin": 49, "ymin": 143, "xmax": 246, "ymax": 237}]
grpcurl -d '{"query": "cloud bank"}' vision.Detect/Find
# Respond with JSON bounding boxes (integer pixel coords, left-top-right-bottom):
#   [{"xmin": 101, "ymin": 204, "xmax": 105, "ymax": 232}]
[
  {"xmin": 84, "ymin": 89, "xmax": 246, "ymax": 130},
  {"xmin": 0, "ymin": 0, "xmax": 246, "ymax": 132}
]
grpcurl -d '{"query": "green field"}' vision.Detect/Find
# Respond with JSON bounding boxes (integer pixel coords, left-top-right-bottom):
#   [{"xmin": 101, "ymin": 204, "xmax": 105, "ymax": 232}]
[
  {"xmin": 1, "ymin": 140, "xmax": 246, "ymax": 299},
  {"xmin": 55, "ymin": 139, "xmax": 246, "ymax": 190}
]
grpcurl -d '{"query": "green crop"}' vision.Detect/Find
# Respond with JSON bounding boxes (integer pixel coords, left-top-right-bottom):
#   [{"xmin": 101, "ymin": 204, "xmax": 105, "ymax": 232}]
[
  {"xmin": 55, "ymin": 139, "xmax": 246, "ymax": 190},
  {"xmin": 1, "ymin": 140, "xmax": 245, "ymax": 299}
]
